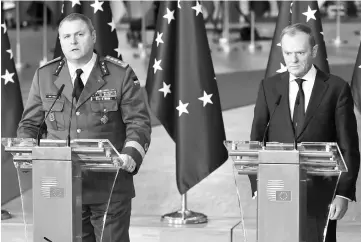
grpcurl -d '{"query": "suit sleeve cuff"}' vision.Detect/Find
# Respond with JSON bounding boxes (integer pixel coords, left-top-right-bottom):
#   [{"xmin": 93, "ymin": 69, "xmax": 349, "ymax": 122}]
[{"xmin": 336, "ymin": 195, "xmax": 352, "ymax": 202}]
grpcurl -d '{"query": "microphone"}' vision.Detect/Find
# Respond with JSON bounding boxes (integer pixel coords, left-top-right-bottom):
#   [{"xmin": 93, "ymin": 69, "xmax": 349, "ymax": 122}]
[
  {"xmin": 66, "ymin": 89, "xmax": 77, "ymax": 147},
  {"xmin": 37, "ymin": 84, "xmax": 65, "ymax": 146},
  {"xmin": 262, "ymin": 95, "xmax": 282, "ymax": 148}
]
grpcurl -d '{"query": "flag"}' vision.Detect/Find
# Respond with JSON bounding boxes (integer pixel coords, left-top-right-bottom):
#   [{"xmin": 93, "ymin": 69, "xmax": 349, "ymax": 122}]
[
  {"xmin": 145, "ymin": 1, "xmax": 228, "ymax": 194},
  {"xmin": 351, "ymin": 42, "xmax": 361, "ymax": 113},
  {"xmin": 53, "ymin": 0, "xmax": 121, "ymax": 60},
  {"xmin": 265, "ymin": 0, "xmax": 329, "ymax": 78},
  {"xmin": 1, "ymin": 7, "xmax": 25, "ymax": 203},
  {"xmin": 1, "ymin": 13, "xmax": 23, "ymax": 138}
]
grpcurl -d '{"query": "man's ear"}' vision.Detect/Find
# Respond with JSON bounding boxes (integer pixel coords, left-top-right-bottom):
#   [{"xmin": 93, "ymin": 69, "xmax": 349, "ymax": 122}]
[
  {"xmin": 92, "ymin": 30, "xmax": 96, "ymax": 43},
  {"xmin": 312, "ymin": 44, "xmax": 318, "ymax": 58}
]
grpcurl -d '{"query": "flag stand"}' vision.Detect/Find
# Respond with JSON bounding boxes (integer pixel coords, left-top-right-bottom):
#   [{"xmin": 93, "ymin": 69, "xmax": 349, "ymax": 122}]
[
  {"xmin": 40, "ymin": 2, "xmax": 48, "ymax": 66},
  {"xmin": 247, "ymin": 11, "xmax": 261, "ymax": 53},
  {"xmin": 331, "ymin": 0, "xmax": 347, "ymax": 46},
  {"xmin": 218, "ymin": 1, "xmax": 230, "ymax": 53},
  {"xmin": 161, "ymin": 193, "xmax": 207, "ymax": 224},
  {"xmin": 15, "ymin": 2, "xmax": 24, "ymax": 71}
]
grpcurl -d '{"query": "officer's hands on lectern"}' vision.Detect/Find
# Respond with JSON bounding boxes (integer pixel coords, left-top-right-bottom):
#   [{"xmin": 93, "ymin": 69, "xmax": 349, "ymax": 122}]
[
  {"xmin": 328, "ymin": 196, "xmax": 349, "ymax": 220},
  {"xmin": 112, "ymin": 154, "xmax": 136, "ymax": 173}
]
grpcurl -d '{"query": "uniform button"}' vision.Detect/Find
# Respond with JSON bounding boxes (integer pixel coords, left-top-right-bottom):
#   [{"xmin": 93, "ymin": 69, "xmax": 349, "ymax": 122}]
[
  {"xmin": 77, "ymin": 129, "xmax": 82, "ymax": 133},
  {"xmin": 76, "ymin": 111, "xmax": 80, "ymax": 116}
]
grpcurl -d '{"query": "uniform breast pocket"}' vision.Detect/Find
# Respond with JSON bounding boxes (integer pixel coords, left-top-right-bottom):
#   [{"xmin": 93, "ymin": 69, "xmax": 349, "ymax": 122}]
[
  {"xmin": 90, "ymin": 100, "xmax": 119, "ymax": 126},
  {"xmin": 43, "ymin": 99, "xmax": 65, "ymax": 131}
]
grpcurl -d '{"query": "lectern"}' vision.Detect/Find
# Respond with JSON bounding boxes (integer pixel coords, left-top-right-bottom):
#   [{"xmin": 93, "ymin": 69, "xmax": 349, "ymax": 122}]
[
  {"xmin": 2, "ymin": 138, "xmax": 123, "ymax": 242},
  {"xmin": 224, "ymin": 141, "xmax": 347, "ymax": 242}
]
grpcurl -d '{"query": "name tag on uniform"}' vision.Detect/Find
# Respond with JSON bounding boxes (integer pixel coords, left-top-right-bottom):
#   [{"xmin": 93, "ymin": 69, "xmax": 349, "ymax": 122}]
[
  {"xmin": 91, "ymin": 89, "xmax": 117, "ymax": 101},
  {"xmin": 46, "ymin": 94, "xmax": 58, "ymax": 99}
]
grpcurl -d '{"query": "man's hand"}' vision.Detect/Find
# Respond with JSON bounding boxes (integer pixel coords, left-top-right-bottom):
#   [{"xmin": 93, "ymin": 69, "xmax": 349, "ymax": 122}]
[
  {"xmin": 112, "ymin": 154, "xmax": 136, "ymax": 173},
  {"xmin": 328, "ymin": 196, "xmax": 349, "ymax": 220}
]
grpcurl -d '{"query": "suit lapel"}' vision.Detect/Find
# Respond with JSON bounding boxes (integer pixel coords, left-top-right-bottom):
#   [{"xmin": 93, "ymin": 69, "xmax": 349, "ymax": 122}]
[
  {"xmin": 54, "ymin": 61, "xmax": 73, "ymax": 102},
  {"xmin": 297, "ymin": 69, "xmax": 329, "ymax": 138},
  {"xmin": 276, "ymin": 72, "xmax": 295, "ymax": 136},
  {"xmin": 76, "ymin": 59, "xmax": 106, "ymax": 108}
]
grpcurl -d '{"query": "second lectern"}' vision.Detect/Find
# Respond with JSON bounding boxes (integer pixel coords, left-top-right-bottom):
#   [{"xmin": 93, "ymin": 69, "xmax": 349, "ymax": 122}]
[{"xmin": 225, "ymin": 141, "xmax": 347, "ymax": 242}]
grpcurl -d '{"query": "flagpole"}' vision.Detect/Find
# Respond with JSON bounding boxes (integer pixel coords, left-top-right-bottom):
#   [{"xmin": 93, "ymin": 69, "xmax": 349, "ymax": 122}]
[
  {"xmin": 218, "ymin": 0, "xmax": 230, "ymax": 53},
  {"xmin": 161, "ymin": 193, "xmax": 207, "ymax": 224},
  {"xmin": 332, "ymin": 0, "xmax": 347, "ymax": 46},
  {"xmin": 15, "ymin": 1, "xmax": 23, "ymax": 71},
  {"xmin": 247, "ymin": 10, "xmax": 261, "ymax": 53},
  {"xmin": 134, "ymin": 1, "xmax": 147, "ymax": 59},
  {"xmin": 40, "ymin": 1, "xmax": 48, "ymax": 66}
]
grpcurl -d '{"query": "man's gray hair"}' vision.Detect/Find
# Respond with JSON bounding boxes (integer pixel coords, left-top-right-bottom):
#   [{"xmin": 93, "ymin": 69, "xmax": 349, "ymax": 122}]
[
  {"xmin": 58, "ymin": 13, "xmax": 94, "ymax": 33},
  {"xmin": 280, "ymin": 23, "xmax": 316, "ymax": 47}
]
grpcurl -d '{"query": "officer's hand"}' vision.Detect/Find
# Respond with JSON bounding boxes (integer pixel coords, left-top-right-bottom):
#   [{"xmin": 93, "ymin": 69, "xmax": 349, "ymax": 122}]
[
  {"xmin": 328, "ymin": 196, "xmax": 349, "ymax": 220},
  {"xmin": 112, "ymin": 154, "xmax": 136, "ymax": 173}
]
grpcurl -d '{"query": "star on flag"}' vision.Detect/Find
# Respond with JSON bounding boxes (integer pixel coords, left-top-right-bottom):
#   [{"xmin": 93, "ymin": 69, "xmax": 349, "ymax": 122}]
[
  {"xmin": 1, "ymin": 70, "xmax": 15, "ymax": 85},
  {"xmin": 176, "ymin": 100, "xmax": 189, "ymax": 116},
  {"xmin": 1, "ymin": 22, "xmax": 7, "ymax": 33},
  {"xmin": 276, "ymin": 63, "xmax": 288, "ymax": 73},
  {"xmin": 108, "ymin": 19, "xmax": 116, "ymax": 32},
  {"xmin": 153, "ymin": 59, "xmax": 163, "ymax": 74},
  {"xmin": 163, "ymin": 8, "xmax": 175, "ymax": 24},
  {"xmin": 302, "ymin": 6, "xmax": 317, "ymax": 22},
  {"xmin": 6, "ymin": 49, "xmax": 13, "ymax": 59},
  {"xmin": 198, "ymin": 91, "xmax": 213, "ymax": 107},
  {"xmin": 155, "ymin": 32, "xmax": 164, "ymax": 47},
  {"xmin": 159, "ymin": 82, "xmax": 171, "ymax": 97},
  {"xmin": 70, "ymin": 0, "xmax": 81, "ymax": 8},
  {"xmin": 192, "ymin": 1, "xmax": 202, "ymax": 16},
  {"xmin": 91, "ymin": 0, "xmax": 104, "ymax": 14},
  {"xmin": 114, "ymin": 47, "xmax": 122, "ymax": 58}
]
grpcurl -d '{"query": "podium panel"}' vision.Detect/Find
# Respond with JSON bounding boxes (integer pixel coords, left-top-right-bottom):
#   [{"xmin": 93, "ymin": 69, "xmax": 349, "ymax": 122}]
[
  {"xmin": 1, "ymin": 138, "xmax": 124, "ymax": 242},
  {"xmin": 32, "ymin": 147, "xmax": 82, "ymax": 242},
  {"xmin": 225, "ymin": 141, "xmax": 346, "ymax": 242}
]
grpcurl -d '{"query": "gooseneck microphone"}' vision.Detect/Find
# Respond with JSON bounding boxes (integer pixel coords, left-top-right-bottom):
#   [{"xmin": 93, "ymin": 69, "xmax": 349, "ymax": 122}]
[
  {"xmin": 36, "ymin": 84, "xmax": 65, "ymax": 146},
  {"xmin": 66, "ymin": 88, "xmax": 77, "ymax": 147},
  {"xmin": 262, "ymin": 95, "xmax": 282, "ymax": 148}
]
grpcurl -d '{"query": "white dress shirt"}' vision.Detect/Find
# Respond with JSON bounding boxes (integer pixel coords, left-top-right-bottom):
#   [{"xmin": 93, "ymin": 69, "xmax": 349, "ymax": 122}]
[
  {"xmin": 288, "ymin": 65, "xmax": 351, "ymax": 202},
  {"xmin": 67, "ymin": 52, "xmax": 97, "ymax": 87},
  {"xmin": 289, "ymin": 65, "xmax": 316, "ymax": 119}
]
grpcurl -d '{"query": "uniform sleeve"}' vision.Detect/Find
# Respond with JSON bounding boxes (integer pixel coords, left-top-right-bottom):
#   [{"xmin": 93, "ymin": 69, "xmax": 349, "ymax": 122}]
[
  {"xmin": 119, "ymin": 66, "xmax": 152, "ymax": 175},
  {"xmin": 17, "ymin": 69, "xmax": 46, "ymax": 138},
  {"xmin": 335, "ymin": 82, "xmax": 360, "ymax": 200}
]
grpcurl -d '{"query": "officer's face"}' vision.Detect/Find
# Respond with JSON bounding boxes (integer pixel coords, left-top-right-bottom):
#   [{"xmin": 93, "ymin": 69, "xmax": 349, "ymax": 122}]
[
  {"xmin": 281, "ymin": 31, "xmax": 318, "ymax": 78},
  {"xmin": 59, "ymin": 19, "xmax": 96, "ymax": 64}
]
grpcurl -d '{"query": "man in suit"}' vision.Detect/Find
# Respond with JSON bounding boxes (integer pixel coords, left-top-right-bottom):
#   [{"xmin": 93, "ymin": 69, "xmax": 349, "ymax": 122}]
[
  {"xmin": 17, "ymin": 13, "xmax": 151, "ymax": 242},
  {"xmin": 250, "ymin": 23, "xmax": 360, "ymax": 242}
]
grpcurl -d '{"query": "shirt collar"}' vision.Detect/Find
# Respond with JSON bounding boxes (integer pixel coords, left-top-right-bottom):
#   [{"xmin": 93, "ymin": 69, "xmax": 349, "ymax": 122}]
[
  {"xmin": 289, "ymin": 65, "xmax": 317, "ymax": 83},
  {"xmin": 67, "ymin": 52, "xmax": 97, "ymax": 79}
]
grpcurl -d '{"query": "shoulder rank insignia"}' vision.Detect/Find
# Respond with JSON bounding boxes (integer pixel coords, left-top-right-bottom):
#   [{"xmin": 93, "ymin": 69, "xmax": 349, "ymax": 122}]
[
  {"xmin": 39, "ymin": 56, "xmax": 62, "ymax": 69},
  {"xmin": 38, "ymin": 56, "xmax": 64, "ymax": 76},
  {"xmin": 99, "ymin": 60, "xmax": 110, "ymax": 76},
  {"xmin": 105, "ymin": 55, "xmax": 128, "ymax": 68}
]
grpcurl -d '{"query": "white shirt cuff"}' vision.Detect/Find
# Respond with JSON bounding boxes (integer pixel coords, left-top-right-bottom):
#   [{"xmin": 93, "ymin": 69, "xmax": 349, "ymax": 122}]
[{"xmin": 336, "ymin": 195, "xmax": 352, "ymax": 202}]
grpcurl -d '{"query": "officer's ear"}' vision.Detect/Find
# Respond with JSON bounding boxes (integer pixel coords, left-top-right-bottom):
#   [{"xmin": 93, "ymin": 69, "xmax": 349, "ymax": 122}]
[{"xmin": 92, "ymin": 30, "xmax": 96, "ymax": 44}]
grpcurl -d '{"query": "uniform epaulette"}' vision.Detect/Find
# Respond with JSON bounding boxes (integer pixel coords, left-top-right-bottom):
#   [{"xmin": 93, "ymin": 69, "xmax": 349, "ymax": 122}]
[
  {"xmin": 39, "ymin": 56, "xmax": 62, "ymax": 69},
  {"xmin": 104, "ymin": 55, "xmax": 129, "ymax": 68}
]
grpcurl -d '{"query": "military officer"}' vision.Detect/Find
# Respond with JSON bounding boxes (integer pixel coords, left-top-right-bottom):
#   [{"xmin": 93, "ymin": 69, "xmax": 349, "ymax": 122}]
[{"xmin": 17, "ymin": 13, "xmax": 151, "ymax": 242}]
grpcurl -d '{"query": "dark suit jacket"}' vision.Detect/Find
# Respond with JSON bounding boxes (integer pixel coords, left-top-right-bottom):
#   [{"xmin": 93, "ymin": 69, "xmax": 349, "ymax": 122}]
[
  {"xmin": 250, "ymin": 68, "xmax": 360, "ymax": 216},
  {"xmin": 17, "ymin": 54, "xmax": 151, "ymax": 204}
]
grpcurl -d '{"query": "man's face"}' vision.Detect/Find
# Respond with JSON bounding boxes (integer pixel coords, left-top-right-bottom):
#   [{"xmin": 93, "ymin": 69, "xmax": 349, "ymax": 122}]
[
  {"xmin": 281, "ymin": 31, "xmax": 318, "ymax": 78},
  {"xmin": 59, "ymin": 19, "xmax": 96, "ymax": 63}
]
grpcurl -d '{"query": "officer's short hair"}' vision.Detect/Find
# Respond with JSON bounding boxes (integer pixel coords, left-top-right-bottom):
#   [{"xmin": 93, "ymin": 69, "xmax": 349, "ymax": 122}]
[
  {"xmin": 59, "ymin": 13, "xmax": 95, "ymax": 33},
  {"xmin": 280, "ymin": 23, "xmax": 316, "ymax": 47}
]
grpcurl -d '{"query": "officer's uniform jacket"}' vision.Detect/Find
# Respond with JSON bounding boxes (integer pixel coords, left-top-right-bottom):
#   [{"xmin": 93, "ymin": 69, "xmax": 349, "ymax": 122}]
[{"xmin": 17, "ymin": 54, "xmax": 151, "ymax": 204}]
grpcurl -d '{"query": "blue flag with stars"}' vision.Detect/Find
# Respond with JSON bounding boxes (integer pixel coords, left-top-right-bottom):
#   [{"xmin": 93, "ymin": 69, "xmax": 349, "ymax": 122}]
[{"xmin": 145, "ymin": 1, "xmax": 228, "ymax": 194}]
